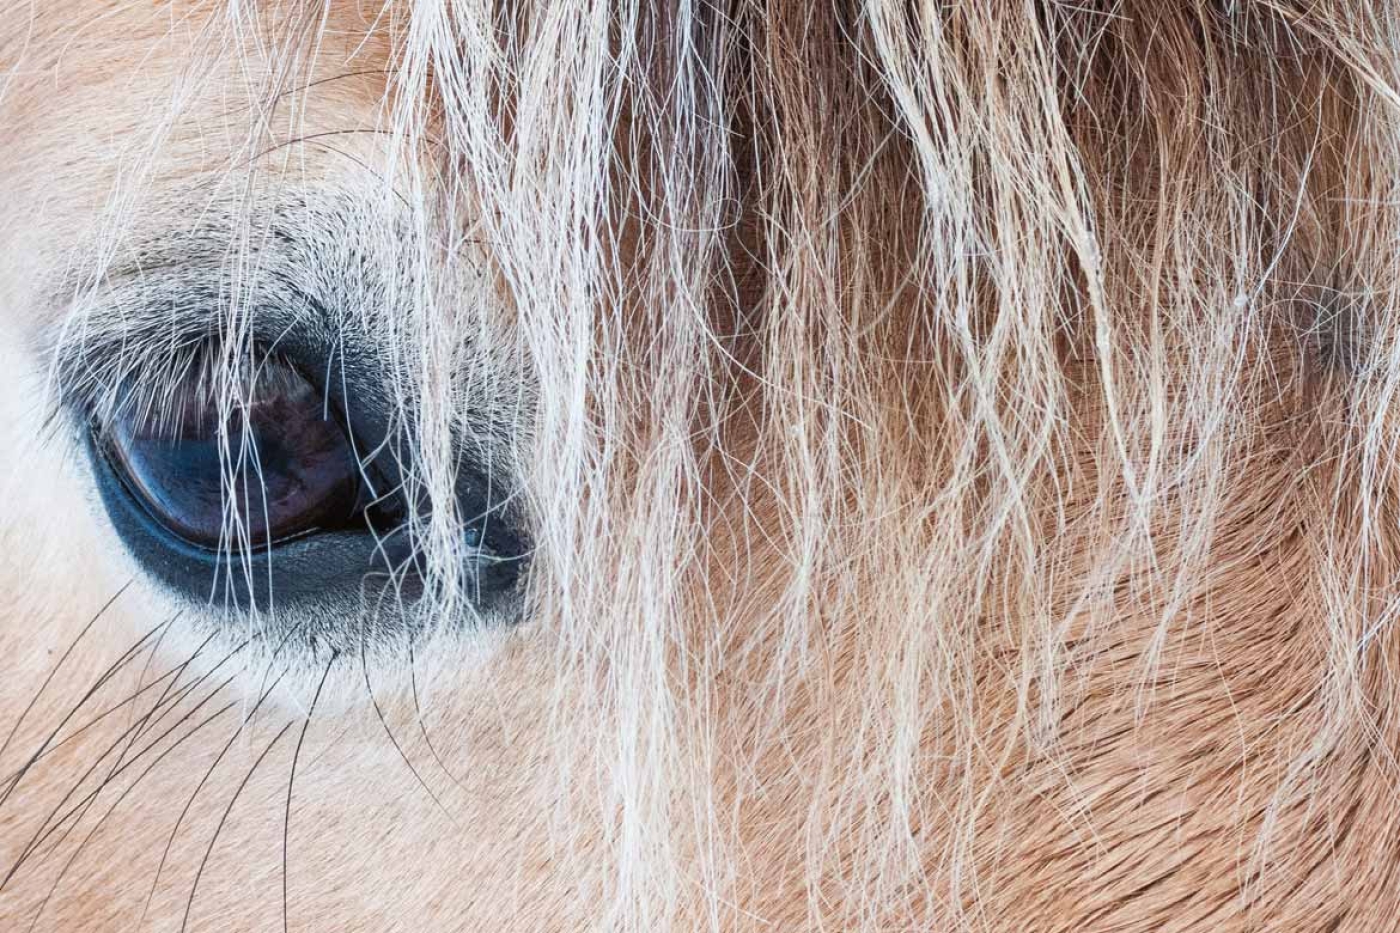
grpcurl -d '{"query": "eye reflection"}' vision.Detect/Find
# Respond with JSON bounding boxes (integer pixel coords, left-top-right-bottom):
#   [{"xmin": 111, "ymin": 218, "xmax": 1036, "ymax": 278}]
[{"xmin": 102, "ymin": 357, "xmax": 362, "ymax": 550}]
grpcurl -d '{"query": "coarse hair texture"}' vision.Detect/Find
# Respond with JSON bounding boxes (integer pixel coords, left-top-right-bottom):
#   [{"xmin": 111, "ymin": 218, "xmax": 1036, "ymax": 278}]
[{"xmin": 11, "ymin": 0, "xmax": 1400, "ymax": 930}]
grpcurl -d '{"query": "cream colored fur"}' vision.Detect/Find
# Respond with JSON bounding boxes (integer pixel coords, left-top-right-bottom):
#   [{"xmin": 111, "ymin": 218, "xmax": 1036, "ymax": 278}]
[{"xmin": 4, "ymin": 2, "xmax": 1400, "ymax": 931}]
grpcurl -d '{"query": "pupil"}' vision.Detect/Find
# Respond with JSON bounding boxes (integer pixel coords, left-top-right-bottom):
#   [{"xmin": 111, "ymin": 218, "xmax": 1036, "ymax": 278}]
[{"xmin": 105, "ymin": 359, "xmax": 361, "ymax": 549}]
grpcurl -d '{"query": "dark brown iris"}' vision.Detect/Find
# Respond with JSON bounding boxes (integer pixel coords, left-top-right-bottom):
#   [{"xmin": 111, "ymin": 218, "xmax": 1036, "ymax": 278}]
[{"xmin": 104, "ymin": 359, "xmax": 361, "ymax": 549}]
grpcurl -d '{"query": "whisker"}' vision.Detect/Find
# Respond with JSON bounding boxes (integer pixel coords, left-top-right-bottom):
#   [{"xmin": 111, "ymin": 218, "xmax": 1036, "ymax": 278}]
[
  {"xmin": 137, "ymin": 625, "xmax": 306, "ymax": 931},
  {"xmin": 0, "ymin": 607, "xmax": 173, "ymax": 813},
  {"xmin": 0, "ymin": 581, "xmax": 134, "ymax": 788},
  {"xmin": 1, "ymin": 628, "xmax": 219, "ymax": 794},
  {"xmin": 20, "ymin": 698, "xmax": 241, "ymax": 933},
  {"xmin": 1, "ymin": 638, "xmax": 246, "ymax": 889},
  {"xmin": 408, "ymin": 647, "xmax": 468, "ymax": 793},
  {"xmin": 15, "ymin": 632, "xmax": 223, "ymax": 871},
  {"xmin": 30, "ymin": 666, "xmax": 247, "ymax": 865},
  {"xmin": 181, "ymin": 721, "xmax": 293, "ymax": 933},
  {"xmin": 123, "ymin": 600, "xmax": 183, "ymax": 727},
  {"xmin": 282, "ymin": 651, "xmax": 337, "ymax": 933},
  {"xmin": 0, "ymin": 664, "xmax": 181, "ymax": 789},
  {"xmin": 360, "ymin": 636, "xmax": 461, "ymax": 831}
]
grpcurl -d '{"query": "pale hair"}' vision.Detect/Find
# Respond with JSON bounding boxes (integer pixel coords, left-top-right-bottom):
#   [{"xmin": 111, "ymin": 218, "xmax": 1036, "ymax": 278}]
[{"xmin": 5, "ymin": 2, "xmax": 1400, "ymax": 930}]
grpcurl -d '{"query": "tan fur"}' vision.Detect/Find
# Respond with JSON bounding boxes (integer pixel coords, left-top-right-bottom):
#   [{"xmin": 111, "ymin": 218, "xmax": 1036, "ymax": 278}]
[{"xmin": 5, "ymin": 2, "xmax": 1400, "ymax": 930}]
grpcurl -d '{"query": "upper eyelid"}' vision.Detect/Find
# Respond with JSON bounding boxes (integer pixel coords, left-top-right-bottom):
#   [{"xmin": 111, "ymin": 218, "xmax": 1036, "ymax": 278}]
[
  {"xmin": 46, "ymin": 196, "xmax": 426, "ymax": 440},
  {"xmin": 46, "ymin": 189, "xmax": 420, "ymax": 372},
  {"xmin": 49, "ymin": 271, "xmax": 313, "ymax": 418}
]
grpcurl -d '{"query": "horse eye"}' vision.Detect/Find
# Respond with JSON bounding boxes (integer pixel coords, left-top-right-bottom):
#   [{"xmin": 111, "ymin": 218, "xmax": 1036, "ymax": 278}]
[{"xmin": 101, "ymin": 357, "xmax": 362, "ymax": 550}]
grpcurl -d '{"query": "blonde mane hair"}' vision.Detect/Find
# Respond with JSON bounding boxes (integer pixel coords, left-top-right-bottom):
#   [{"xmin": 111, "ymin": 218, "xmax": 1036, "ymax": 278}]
[{"xmin": 7, "ymin": 1, "xmax": 1400, "ymax": 929}]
